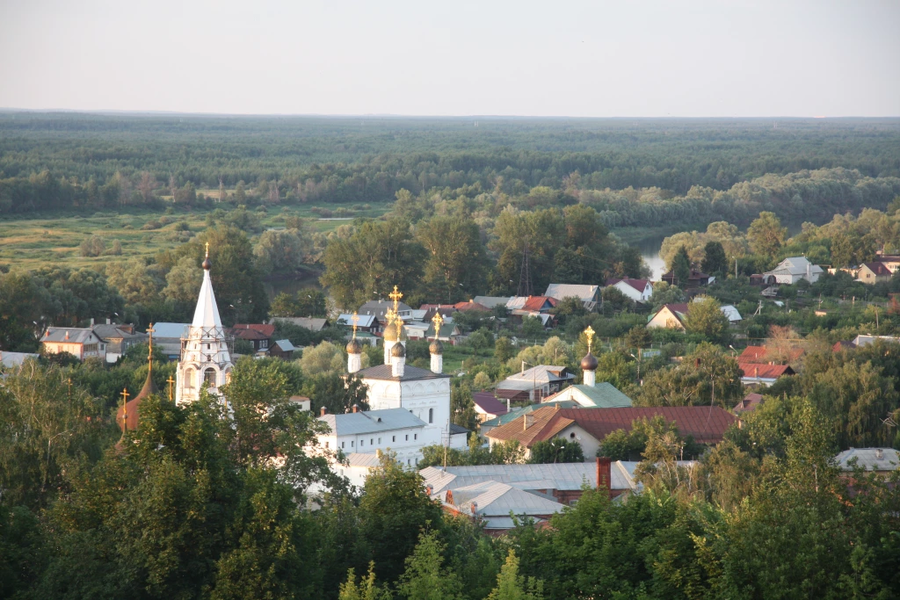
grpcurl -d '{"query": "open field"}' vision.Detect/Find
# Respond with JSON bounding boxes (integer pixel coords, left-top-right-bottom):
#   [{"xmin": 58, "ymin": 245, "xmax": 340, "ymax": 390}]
[{"xmin": 0, "ymin": 201, "xmax": 392, "ymax": 270}]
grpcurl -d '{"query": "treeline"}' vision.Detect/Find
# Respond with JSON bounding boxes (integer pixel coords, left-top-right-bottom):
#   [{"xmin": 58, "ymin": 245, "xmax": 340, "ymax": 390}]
[{"xmin": 2, "ymin": 113, "xmax": 900, "ymax": 221}]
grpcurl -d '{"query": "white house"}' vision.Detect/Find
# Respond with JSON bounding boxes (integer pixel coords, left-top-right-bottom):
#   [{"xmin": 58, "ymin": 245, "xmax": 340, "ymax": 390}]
[
  {"xmin": 41, "ymin": 327, "xmax": 104, "ymax": 361},
  {"xmin": 317, "ymin": 408, "xmax": 431, "ymax": 469},
  {"xmin": 763, "ymin": 257, "xmax": 823, "ymax": 284},
  {"xmin": 605, "ymin": 278, "xmax": 653, "ymax": 303}
]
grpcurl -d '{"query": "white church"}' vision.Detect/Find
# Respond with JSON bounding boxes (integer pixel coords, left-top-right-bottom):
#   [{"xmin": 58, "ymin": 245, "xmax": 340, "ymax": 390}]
[
  {"xmin": 174, "ymin": 260, "xmax": 466, "ymax": 473},
  {"xmin": 318, "ymin": 291, "xmax": 469, "ymax": 471}
]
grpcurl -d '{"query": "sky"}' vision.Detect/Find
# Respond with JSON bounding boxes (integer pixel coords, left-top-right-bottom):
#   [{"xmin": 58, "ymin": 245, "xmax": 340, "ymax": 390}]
[{"xmin": 1, "ymin": 0, "xmax": 898, "ymax": 117}]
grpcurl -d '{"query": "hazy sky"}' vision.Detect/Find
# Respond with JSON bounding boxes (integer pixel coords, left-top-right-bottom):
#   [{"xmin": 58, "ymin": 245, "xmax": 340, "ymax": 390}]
[{"xmin": 1, "ymin": 0, "xmax": 898, "ymax": 117}]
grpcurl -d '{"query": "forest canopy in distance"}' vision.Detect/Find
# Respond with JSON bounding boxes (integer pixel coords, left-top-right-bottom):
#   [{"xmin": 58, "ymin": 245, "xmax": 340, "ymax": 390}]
[{"xmin": 2, "ymin": 113, "xmax": 899, "ymax": 209}]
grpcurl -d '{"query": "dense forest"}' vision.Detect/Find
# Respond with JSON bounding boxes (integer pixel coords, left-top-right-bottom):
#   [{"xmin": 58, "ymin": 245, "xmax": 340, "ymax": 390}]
[{"xmin": 2, "ymin": 114, "xmax": 900, "ymax": 228}]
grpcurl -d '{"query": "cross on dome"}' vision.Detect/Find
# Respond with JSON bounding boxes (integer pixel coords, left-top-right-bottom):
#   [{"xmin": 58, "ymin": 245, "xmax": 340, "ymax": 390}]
[
  {"xmin": 584, "ymin": 325, "xmax": 595, "ymax": 354},
  {"xmin": 389, "ymin": 285, "xmax": 403, "ymax": 310},
  {"xmin": 432, "ymin": 312, "xmax": 443, "ymax": 338},
  {"xmin": 351, "ymin": 312, "xmax": 359, "ymax": 338}
]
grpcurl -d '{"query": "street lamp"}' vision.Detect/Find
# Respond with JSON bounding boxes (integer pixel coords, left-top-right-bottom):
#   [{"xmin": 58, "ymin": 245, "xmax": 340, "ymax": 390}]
[{"xmin": 629, "ymin": 352, "xmax": 642, "ymax": 385}]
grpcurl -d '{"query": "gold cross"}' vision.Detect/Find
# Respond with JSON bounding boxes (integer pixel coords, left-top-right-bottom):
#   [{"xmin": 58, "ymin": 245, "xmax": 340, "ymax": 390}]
[
  {"xmin": 121, "ymin": 388, "xmax": 130, "ymax": 430},
  {"xmin": 388, "ymin": 285, "xmax": 403, "ymax": 310},
  {"xmin": 432, "ymin": 312, "xmax": 443, "ymax": 338},
  {"xmin": 205, "ymin": 241, "xmax": 210, "ymax": 258},
  {"xmin": 584, "ymin": 325, "xmax": 595, "ymax": 354},
  {"xmin": 351, "ymin": 312, "xmax": 359, "ymax": 338},
  {"xmin": 147, "ymin": 323, "xmax": 155, "ymax": 369},
  {"xmin": 166, "ymin": 376, "xmax": 175, "ymax": 402}
]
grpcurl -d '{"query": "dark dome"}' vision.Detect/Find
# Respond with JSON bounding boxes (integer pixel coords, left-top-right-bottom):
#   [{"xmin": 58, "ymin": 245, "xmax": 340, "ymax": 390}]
[
  {"xmin": 429, "ymin": 339, "xmax": 444, "ymax": 355},
  {"xmin": 202, "ymin": 256, "xmax": 212, "ymax": 271},
  {"xmin": 391, "ymin": 342, "xmax": 406, "ymax": 358},
  {"xmin": 346, "ymin": 338, "xmax": 362, "ymax": 354},
  {"xmin": 580, "ymin": 352, "xmax": 598, "ymax": 371}
]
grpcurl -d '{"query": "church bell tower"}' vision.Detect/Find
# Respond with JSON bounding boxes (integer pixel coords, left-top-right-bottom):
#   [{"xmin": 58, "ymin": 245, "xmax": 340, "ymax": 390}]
[{"xmin": 176, "ymin": 244, "xmax": 234, "ymax": 405}]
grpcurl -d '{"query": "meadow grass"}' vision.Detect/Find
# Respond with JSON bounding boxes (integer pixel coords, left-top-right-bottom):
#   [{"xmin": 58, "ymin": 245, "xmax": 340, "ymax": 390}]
[{"xmin": 0, "ymin": 201, "xmax": 392, "ymax": 270}]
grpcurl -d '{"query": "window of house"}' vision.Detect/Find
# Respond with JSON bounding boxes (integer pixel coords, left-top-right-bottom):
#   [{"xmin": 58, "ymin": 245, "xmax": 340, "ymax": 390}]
[
  {"xmin": 351, "ymin": 441, "xmax": 354, "ymax": 447},
  {"xmin": 429, "ymin": 408, "xmax": 433, "ymax": 423},
  {"xmin": 260, "ymin": 339, "xmax": 268, "ymax": 349},
  {"xmin": 370, "ymin": 438, "xmax": 374, "ymax": 445},
  {"xmin": 405, "ymin": 435, "xmax": 408, "ymax": 441},
  {"xmin": 392, "ymin": 436, "xmax": 396, "ymax": 442},
  {"xmin": 360, "ymin": 439, "xmax": 364, "ymax": 447},
  {"xmin": 377, "ymin": 437, "xmax": 381, "ymax": 444},
  {"xmin": 341, "ymin": 442, "xmax": 345, "ymax": 449},
  {"xmin": 414, "ymin": 434, "xmax": 417, "ymax": 440}
]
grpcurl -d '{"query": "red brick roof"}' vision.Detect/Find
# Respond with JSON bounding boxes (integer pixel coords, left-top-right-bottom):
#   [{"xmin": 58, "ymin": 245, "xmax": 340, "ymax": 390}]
[
  {"xmin": 232, "ymin": 323, "xmax": 275, "ymax": 337},
  {"xmin": 737, "ymin": 362, "xmax": 795, "ymax": 379},
  {"xmin": 522, "ymin": 296, "xmax": 558, "ymax": 312},
  {"xmin": 488, "ymin": 405, "xmax": 737, "ymax": 447}
]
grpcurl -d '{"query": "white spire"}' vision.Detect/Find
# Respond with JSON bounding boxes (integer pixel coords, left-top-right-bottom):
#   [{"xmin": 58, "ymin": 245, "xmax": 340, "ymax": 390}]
[{"xmin": 191, "ymin": 268, "xmax": 224, "ymax": 329}]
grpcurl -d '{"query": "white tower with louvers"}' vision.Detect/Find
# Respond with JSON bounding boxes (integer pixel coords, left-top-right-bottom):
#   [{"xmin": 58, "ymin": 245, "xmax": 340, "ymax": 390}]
[{"xmin": 176, "ymin": 245, "xmax": 234, "ymax": 405}]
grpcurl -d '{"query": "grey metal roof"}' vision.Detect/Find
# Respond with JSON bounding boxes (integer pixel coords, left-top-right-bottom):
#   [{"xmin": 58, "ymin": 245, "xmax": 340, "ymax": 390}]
[
  {"xmin": 544, "ymin": 284, "xmax": 599, "ymax": 302},
  {"xmin": 319, "ymin": 408, "xmax": 426, "ymax": 436},
  {"xmin": 41, "ymin": 327, "xmax": 100, "ymax": 344},
  {"xmin": 151, "ymin": 322, "xmax": 191, "ymax": 339},
  {"xmin": 450, "ymin": 423, "xmax": 469, "ymax": 435},
  {"xmin": 473, "ymin": 296, "xmax": 514, "ymax": 309},
  {"xmin": 421, "ymin": 462, "xmax": 638, "ymax": 495},
  {"xmin": 344, "ymin": 452, "xmax": 384, "ymax": 468},
  {"xmin": 358, "ymin": 364, "xmax": 450, "ymax": 381},
  {"xmin": 0, "ymin": 351, "xmax": 39, "ymax": 368},
  {"xmin": 338, "ymin": 313, "xmax": 377, "ymax": 328},
  {"xmin": 834, "ymin": 447, "xmax": 899, "ymax": 471},
  {"xmin": 273, "ymin": 339, "xmax": 296, "ymax": 351},
  {"xmin": 497, "ymin": 365, "xmax": 574, "ymax": 390}
]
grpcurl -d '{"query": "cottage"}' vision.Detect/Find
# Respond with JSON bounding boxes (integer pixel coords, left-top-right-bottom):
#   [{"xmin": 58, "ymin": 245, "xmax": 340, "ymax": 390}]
[
  {"xmin": 604, "ymin": 278, "xmax": 653, "ymax": 303},
  {"xmin": 544, "ymin": 283, "xmax": 601, "ymax": 310},
  {"xmin": 646, "ymin": 303, "xmax": 689, "ymax": 330},
  {"xmin": 856, "ymin": 262, "xmax": 893, "ymax": 284},
  {"xmin": 41, "ymin": 327, "xmax": 104, "ymax": 361},
  {"xmin": 763, "ymin": 256, "xmax": 823, "ymax": 285}
]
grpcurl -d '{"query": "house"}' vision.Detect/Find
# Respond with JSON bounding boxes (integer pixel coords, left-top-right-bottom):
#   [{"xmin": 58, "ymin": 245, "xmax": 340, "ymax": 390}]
[
  {"xmin": 317, "ymin": 407, "xmax": 431, "ymax": 469},
  {"xmin": 288, "ymin": 395, "xmax": 311, "ymax": 411},
  {"xmin": 271, "ymin": 316, "xmax": 329, "ymax": 332},
  {"xmin": 473, "ymin": 296, "xmax": 513, "ymax": 310},
  {"xmin": 646, "ymin": 303, "xmax": 689, "ymax": 330},
  {"xmin": 479, "ymin": 401, "xmax": 583, "ymax": 436},
  {"xmin": 231, "ymin": 323, "xmax": 275, "ymax": 353},
  {"xmin": 149, "ymin": 322, "xmax": 191, "ymax": 360},
  {"xmin": 358, "ymin": 299, "xmax": 413, "ymax": 321},
  {"xmin": 496, "ymin": 365, "xmax": 576, "ymax": 402},
  {"xmin": 737, "ymin": 362, "xmax": 795, "ymax": 387},
  {"xmin": 739, "ymin": 345, "xmax": 804, "ymax": 364},
  {"xmin": 472, "ymin": 392, "xmax": 509, "ymax": 423},
  {"xmin": 661, "ymin": 269, "xmax": 711, "ymax": 287},
  {"xmin": 268, "ymin": 339, "xmax": 297, "ymax": 360},
  {"xmin": 763, "ymin": 256, "xmax": 823, "ymax": 285},
  {"xmin": 434, "ymin": 480, "xmax": 569, "ymax": 535},
  {"xmin": 833, "ymin": 448, "xmax": 899, "ymax": 476},
  {"xmin": 421, "ymin": 460, "xmax": 638, "ymax": 508},
  {"xmin": 506, "ymin": 295, "xmax": 558, "ymax": 315},
  {"xmin": 544, "ymin": 284, "xmax": 600, "ymax": 311},
  {"xmin": 604, "ymin": 278, "xmax": 653, "ymax": 303},
  {"xmin": 0, "ymin": 351, "xmax": 39, "ymax": 369},
  {"xmin": 856, "ymin": 262, "xmax": 893, "ymax": 284},
  {"xmin": 91, "ymin": 322, "xmax": 145, "ymax": 363},
  {"xmin": 734, "ymin": 392, "xmax": 764, "ymax": 414},
  {"xmin": 541, "ymin": 381, "xmax": 633, "ymax": 409},
  {"xmin": 646, "ymin": 302, "xmax": 740, "ymax": 330},
  {"xmin": 40, "ymin": 327, "xmax": 104, "ymax": 361},
  {"xmin": 486, "ymin": 405, "xmax": 737, "ymax": 459},
  {"xmin": 850, "ymin": 335, "xmax": 900, "ymax": 348},
  {"xmin": 336, "ymin": 313, "xmax": 380, "ymax": 335},
  {"xmin": 874, "ymin": 254, "xmax": 900, "ymax": 272}
]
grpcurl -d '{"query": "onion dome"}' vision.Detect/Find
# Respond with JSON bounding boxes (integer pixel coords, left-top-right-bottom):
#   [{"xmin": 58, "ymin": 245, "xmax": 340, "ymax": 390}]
[
  {"xmin": 391, "ymin": 342, "xmax": 406, "ymax": 358},
  {"xmin": 116, "ymin": 372, "xmax": 160, "ymax": 433},
  {"xmin": 202, "ymin": 255, "xmax": 212, "ymax": 271},
  {"xmin": 346, "ymin": 338, "xmax": 362, "ymax": 354},
  {"xmin": 580, "ymin": 352, "xmax": 599, "ymax": 372},
  {"xmin": 383, "ymin": 320, "xmax": 399, "ymax": 342},
  {"xmin": 429, "ymin": 339, "xmax": 444, "ymax": 355}
]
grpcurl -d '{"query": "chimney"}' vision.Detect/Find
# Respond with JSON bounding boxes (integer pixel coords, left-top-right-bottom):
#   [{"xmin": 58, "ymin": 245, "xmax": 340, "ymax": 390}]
[
  {"xmin": 90, "ymin": 318, "xmax": 94, "ymax": 326},
  {"xmin": 524, "ymin": 413, "xmax": 535, "ymax": 431},
  {"xmin": 596, "ymin": 457, "xmax": 612, "ymax": 499},
  {"xmin": 65, "ymin": 331, "xmax": 69, "ymax": 340},
  {"xmin": 470, "ymin": 501, "xmax": 478, "ymax": 515},
  {"xmin": 876, "ymin": 448, "xmax": 884, "ymax": 460},
  {"xmin": 352, "ymin": 404, "xmax": 358, "ymax": 413},
  {"xmin": 320, "ymin": 406, "xmax": 327, "ymax": 417},
  {"xmin": 425, "ymin": 484, "xmax": 433, "ymax": 496}
]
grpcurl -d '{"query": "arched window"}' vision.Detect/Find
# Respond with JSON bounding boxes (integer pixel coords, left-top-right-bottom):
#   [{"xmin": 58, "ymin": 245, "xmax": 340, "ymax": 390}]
[
  {"xmin": 428, "ymin": 408, "xmax": 434, "ymax": 424},
  {"xmin": 204, "ymin": 368, "xmax": 216, "ymax": 386}
]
